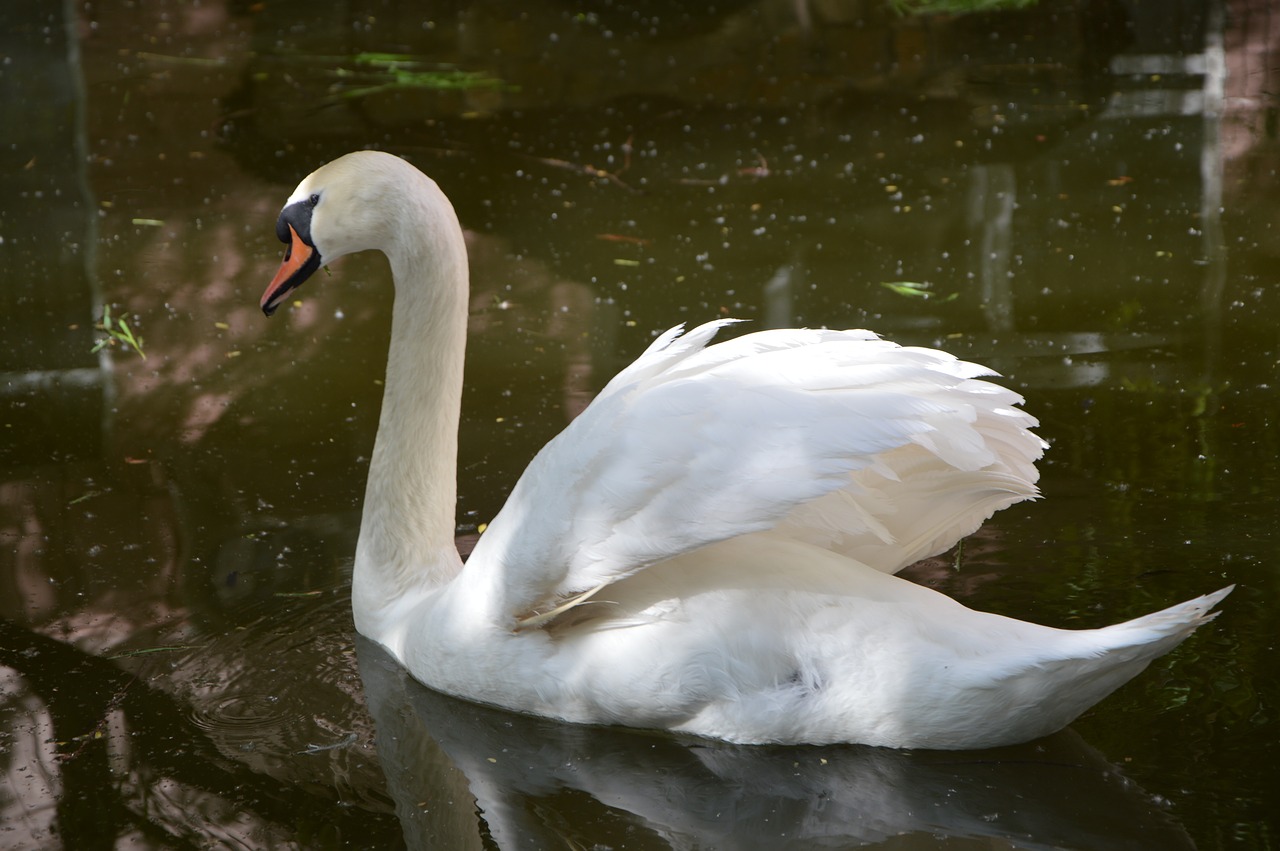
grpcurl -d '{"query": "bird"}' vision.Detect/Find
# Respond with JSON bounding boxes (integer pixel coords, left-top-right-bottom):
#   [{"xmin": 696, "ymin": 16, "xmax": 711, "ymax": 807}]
[{"xmin": 259, "ymin": 150, "xmax": 1231, "ymax": 749}]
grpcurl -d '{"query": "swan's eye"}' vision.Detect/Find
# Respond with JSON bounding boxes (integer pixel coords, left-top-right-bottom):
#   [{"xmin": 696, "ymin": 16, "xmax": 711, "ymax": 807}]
[{"xmin": 309, "ymin": 193, "xmax": 320, "ymax": 207}]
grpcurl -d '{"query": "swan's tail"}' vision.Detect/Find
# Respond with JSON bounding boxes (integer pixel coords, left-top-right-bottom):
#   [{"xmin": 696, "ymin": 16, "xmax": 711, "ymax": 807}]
[
  {"xmin": 1065, "ymin": 585, "xmax": 1234, "ymax": 683},
  {"xmin": 990, "ymin": 585, "xmax": 1234, "ymax": 747},
  {"xmin": 1101, "ymin": 585, "xmax": 1234, "ymax": 652}
]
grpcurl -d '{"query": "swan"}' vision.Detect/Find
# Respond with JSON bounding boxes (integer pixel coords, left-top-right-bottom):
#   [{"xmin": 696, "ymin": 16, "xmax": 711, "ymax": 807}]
[{"xmin": 259, "ymin": 150, "xmax": 1231, "ymax": 749}]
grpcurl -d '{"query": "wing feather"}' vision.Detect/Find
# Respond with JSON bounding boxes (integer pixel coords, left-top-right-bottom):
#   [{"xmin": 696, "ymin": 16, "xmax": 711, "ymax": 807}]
[{"xmin": 464, "ymin": 322, "xmax": 1044, "ymax": 624}]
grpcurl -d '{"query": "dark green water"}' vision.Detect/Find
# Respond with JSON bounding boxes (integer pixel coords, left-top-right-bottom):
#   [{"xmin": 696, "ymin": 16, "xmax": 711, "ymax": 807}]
[{"xmin": 2, "ymin": 1, "xmax": 1277, "ymax": 848}]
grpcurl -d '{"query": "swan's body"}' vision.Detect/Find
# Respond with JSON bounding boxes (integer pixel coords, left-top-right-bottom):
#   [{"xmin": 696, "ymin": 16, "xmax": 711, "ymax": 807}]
[{"xmin": 261, "ymin": 151, "xmax": 1230, "ymax": 749}]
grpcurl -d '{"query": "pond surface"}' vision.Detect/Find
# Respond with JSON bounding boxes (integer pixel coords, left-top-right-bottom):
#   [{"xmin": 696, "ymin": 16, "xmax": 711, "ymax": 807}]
[{"xmin": 2, "ymin": 0, "xmax": 1278, "ymax": 848}]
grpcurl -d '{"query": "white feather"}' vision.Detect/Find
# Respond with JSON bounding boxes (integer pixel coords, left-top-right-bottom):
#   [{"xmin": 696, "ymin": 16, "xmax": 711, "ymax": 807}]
[{"xmin": 471, "ymin": 324, "xmax": 1045, "ymax": 614}]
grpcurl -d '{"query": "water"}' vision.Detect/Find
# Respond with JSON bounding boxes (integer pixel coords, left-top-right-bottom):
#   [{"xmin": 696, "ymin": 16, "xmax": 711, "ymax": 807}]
[{"xmin": 2, "ymin": 1, "xmax": 1277, "ymax": 848}]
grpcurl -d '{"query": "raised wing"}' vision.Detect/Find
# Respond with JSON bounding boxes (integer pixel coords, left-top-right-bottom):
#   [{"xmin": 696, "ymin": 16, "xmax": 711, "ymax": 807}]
[{"xmin": 463, "ymin": 322, "xmax": 1044, "ymax": 625}]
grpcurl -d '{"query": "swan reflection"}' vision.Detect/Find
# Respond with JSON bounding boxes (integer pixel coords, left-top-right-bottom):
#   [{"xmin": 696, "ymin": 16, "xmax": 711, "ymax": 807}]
[{"xmin": 357, "ymin": 637, "xmax": 1193, "ymax": 850}]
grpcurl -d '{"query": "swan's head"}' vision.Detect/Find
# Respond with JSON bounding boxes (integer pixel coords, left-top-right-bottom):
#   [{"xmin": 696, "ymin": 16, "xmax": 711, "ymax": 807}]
[{"xmin": 261, "ymin": 151, "xmax": 425, "ymax": 316}]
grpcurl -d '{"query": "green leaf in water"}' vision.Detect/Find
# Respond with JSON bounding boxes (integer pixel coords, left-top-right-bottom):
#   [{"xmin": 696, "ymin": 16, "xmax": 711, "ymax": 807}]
[
  {"xmin": 92, "ymin": 304, "xmax": 147, "ymax": 360},
  {"xmin": 880, "ymin": 281, "xmax": 958, "ymax": 302},
  {"xmin": 325, "ymin": 66, "xmax": 514, "ymax": 103}
]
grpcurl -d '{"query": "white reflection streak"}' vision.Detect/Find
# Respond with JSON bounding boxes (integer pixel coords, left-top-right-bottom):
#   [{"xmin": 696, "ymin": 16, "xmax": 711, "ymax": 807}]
[
  {"xmin": 762, "ymin": 262, "xmax": 795, "ymax": 329},
  {"xmin": 1199, "ymin": 0, "xmax": 1227, "ymax": 382},
  {"xmin": 968, "ymin": 164, "xmax": 1017, "ymax": 333}
]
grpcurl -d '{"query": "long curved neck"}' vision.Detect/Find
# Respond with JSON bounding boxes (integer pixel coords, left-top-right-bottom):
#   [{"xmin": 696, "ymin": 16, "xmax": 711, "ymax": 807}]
[{"xmin": 352, "ymin": 182, "xmax": 468, "ymax": 637}]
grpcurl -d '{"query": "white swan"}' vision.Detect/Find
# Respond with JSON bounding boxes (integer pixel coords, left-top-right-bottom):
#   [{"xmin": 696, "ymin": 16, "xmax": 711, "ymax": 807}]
[{"xmin": 260, "ymin": 150, "xmax": 1230, "ymax": 749}]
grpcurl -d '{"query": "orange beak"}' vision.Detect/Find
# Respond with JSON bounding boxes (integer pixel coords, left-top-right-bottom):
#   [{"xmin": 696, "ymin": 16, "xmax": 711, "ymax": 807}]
[{"xmin": 261, "ymin": 224, "xmax": 321, "ymax": 316}]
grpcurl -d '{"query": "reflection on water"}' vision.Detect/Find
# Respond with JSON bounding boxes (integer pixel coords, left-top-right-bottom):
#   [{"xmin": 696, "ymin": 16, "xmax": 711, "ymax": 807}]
[
  {"xmin": 359, "ymin": 635, "xmax": 1196, "ymax": 850},
  {"xmin": 3, "ymin": 0, "xmax": 1279, "ymax": 848},
  {"xmin": 0, "ymin": 591, "xmax": 402, "ymax": 848}
]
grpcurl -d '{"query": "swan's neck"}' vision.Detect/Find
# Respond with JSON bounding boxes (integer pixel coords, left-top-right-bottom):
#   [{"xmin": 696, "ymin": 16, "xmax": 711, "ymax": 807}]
[{"xmin": 352, "ymin": 195, "xmax": 468, "ymax": 637}]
